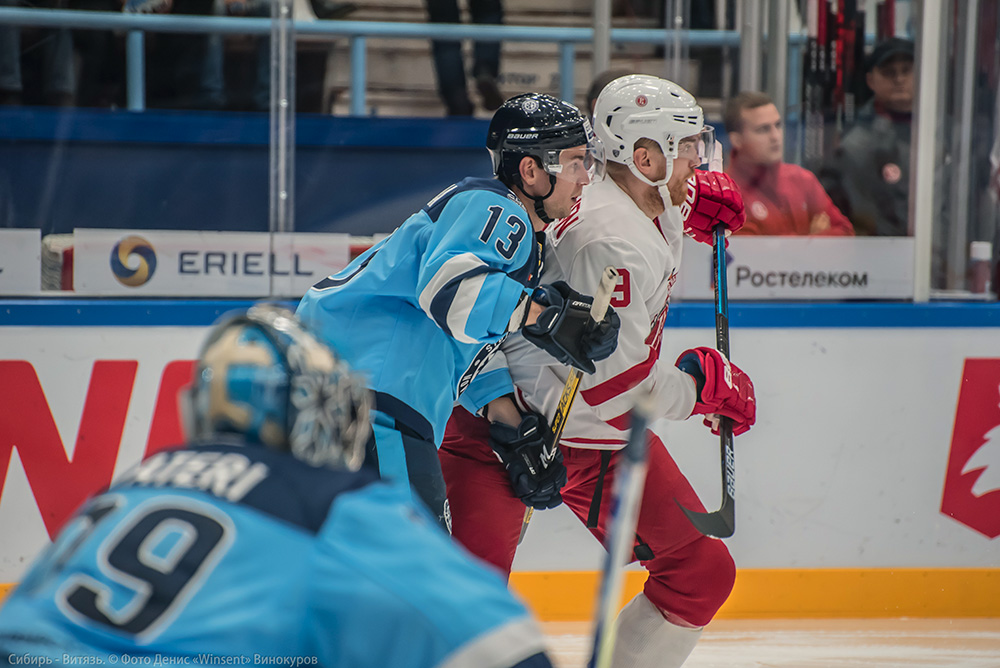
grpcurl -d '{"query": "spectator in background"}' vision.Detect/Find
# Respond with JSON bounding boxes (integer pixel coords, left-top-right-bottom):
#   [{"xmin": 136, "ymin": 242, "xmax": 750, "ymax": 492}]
[
  {"xmin": 993, "ymin": 91, "xmax": 1000, "ymax": 200},
  {"xmin": 73, "ymin": 0, "xmax": 126, "ymax": 108},
  {"xmin": 820, "ymin": 38, "xmax": 914, "ymax": 236},
  {"xmin": 0, "ymin": 0, "xmax": 75, "ymax": 106},
  {"xmin": 724, "ymin": 91, "xmax": 854, "ymax": 236},
  {"xmin": 128, "ymin": 0, "xmax": 354, "ymax": 111},
  {"xmin": 124, "ymin": 0, "xmax": 229, "ymax": 109},
  {"xmin": 425, "ymin": 0, "xmax": 504, "ymax": 116}
]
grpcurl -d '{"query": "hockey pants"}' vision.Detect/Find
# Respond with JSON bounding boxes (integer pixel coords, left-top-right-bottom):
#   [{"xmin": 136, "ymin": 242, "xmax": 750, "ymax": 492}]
[{"xmin": 439, "ymin": 407, "xmax": 736, "ymax": 627}]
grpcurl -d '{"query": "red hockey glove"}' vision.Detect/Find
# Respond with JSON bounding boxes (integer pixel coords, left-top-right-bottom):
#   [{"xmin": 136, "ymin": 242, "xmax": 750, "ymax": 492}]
[
  {"xmin": 680, "ymin": 171, "xmax": 746, "ymax": 246},
  {"xmin": 675, "ymin": 347, "xmax": 755, "ymax": 436}
]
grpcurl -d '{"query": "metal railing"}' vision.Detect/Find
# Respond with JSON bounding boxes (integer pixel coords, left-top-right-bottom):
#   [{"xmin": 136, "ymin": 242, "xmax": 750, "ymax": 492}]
[{"xmin": 0, "ymin": 7, "xmax": 740, "ymax": 114}]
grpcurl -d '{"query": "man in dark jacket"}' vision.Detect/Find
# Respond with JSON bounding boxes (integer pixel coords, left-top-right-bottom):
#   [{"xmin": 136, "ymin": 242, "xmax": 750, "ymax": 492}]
[{"xmin": 820, "ymin": 38, "xmax": 914, "ymax": 237}]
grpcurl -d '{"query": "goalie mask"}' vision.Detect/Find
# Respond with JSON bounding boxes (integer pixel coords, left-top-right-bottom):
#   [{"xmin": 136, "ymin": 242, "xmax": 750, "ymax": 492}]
[
  {"xmin": 594, "ymin": 74, "xmax": 715, "ymax": 187},
  {"xmin": 487, "ymin": 93, "xmax": 606, "ymax": 222},
  {"xmin": 182, "ymin": 303, "xmax": 371, "ymax": 471}
]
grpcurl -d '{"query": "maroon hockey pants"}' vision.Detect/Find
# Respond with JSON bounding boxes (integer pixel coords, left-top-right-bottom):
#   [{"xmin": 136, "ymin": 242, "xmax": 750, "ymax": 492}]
[{"xmin": 439, "ymin": 407, "xmax": 736, "ymax": 628}]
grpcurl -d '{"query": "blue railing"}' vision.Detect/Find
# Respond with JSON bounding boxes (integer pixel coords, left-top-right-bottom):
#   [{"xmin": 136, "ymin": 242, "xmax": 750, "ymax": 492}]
[{"xmin": 0, "ymin": 8, "xmax": 741, "ymax": 114}]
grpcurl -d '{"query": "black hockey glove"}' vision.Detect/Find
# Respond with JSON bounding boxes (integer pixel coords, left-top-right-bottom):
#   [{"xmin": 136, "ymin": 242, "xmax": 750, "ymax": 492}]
[
  {"xmin": 521, "ymin": 281, "xmax": 621, "ymax": 374},
  {"xmin": 488, "ymin": 412, "xmax": 567, "ymax": 510}
]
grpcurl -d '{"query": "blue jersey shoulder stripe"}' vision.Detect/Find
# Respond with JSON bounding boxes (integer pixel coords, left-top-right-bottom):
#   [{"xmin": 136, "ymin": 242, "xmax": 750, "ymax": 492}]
[
  {"xmin": 427, "ymin": 264, "xmax": 493, "ymax": 336},
  {"xmin": 422, "ymin": 177, "xmax": 521, "ymax": 223}
]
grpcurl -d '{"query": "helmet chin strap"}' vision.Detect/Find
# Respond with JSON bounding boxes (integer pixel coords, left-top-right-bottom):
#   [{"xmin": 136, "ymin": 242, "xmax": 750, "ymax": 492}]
[
  {"xmin": 526, "ymin": 175, "xmax": 558, "ymax": 224},
  {"xmin": 626, "ymin": 159, "xmax": 672, "ymax": 188}
]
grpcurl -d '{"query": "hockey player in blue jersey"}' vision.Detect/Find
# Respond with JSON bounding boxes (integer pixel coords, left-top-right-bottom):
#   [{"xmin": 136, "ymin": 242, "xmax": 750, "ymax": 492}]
[
  {"xmin": 0, "ymin": 304, "xmax": 555, "ymax": 668},
  {"xmin": 297, "ymin": 93, "xmax": 621, "ymax": 529}
]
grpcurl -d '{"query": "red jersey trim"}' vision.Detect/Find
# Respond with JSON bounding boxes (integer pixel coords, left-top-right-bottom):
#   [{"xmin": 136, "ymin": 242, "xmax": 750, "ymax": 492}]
[
  {"xmin": 551, "ymin": 200, "xmax": 582, "ymax": 240},
  {"xmin": 562, "ymin": 436, "xmax": 628, "ymax": 446},
  {"xmin": 580, "ymin": 346, "xmax": 657, "ymax": 407},
  {"xmin": 605, "ymin": 411, "xmax": 632, "ymax": 431},
  {"xmin": 652, "ymin": 216, "xmax": 668, "ymax": 242}
]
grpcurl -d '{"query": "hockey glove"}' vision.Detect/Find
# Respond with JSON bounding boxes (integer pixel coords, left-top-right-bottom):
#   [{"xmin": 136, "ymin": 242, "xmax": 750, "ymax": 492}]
[
  {"xmin": 488, "ymin": 412, "xmax": 567, "ymax": 510},
  {"xmin": 681, "ymin": 171, "xmax": 746, "ymax": 246},
  {"xmin": 522, "ymin": 281, "xmax": 621, "ymax": 374},
  {"xmin": 675, "ymin": 347, "xmax": 756, "ymax": 436}
]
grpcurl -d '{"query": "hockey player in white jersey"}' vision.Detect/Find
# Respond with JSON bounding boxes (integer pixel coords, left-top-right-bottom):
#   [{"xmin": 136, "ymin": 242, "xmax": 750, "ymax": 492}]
[
  {"xmin": 439, "ymin": 75, "xmax": 756, "ymax": 668},
  {"xmin": 297, "ymin": 94, "xmax": 620, "ymax": 530},
  {"xmin": 0, "ymin": 305, "xmax": 557, "ymax": 668}
]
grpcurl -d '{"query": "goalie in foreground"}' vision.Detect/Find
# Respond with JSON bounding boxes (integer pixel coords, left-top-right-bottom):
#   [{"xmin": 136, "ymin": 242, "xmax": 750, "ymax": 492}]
[{"xmin": 0, "ymin": 304, "xmax": 555, "ymax": 668}]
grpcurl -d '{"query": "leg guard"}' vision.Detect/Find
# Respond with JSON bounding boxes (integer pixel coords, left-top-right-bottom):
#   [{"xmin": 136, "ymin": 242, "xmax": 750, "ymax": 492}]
[{"xmin": 611, "ymin": 593, "xmax": 702, "ymax": 668}]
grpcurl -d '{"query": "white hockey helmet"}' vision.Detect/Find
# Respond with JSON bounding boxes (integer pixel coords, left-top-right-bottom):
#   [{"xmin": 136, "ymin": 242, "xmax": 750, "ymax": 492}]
[{"xmin": 594, "ymin": 74, "xmax": 714, "ymax": 186}]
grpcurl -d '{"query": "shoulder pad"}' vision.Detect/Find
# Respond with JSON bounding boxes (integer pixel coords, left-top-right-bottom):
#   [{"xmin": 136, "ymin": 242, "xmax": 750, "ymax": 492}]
[{"xmin": 423, "ymin": 177, "xmax": 526, "ymax": 222}]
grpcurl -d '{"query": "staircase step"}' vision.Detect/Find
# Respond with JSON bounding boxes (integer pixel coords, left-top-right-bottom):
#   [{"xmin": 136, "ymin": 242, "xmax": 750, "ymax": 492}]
[{"xmin": 314, "ymin": 0, "xmax": 708, "ymax": 118}]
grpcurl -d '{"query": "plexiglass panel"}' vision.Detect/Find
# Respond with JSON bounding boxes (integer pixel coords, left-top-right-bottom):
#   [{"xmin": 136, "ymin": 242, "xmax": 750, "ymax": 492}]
[{"xmin": 0, "ymin": 0, "xmax": 994, "ymax": 301}]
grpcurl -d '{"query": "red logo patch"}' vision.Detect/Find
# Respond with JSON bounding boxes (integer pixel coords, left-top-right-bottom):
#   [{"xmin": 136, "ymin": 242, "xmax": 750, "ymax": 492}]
[
  {"xmin": 636, "ymin": 94, "xmax": 648, "ymax": 107},
  {"xmin": 941, "ymin": 358, "xmax": 1000, "ymax": 539},
  {"xmin": 882, "ymin": 162, "xmax": 902, "ymax": 184}
]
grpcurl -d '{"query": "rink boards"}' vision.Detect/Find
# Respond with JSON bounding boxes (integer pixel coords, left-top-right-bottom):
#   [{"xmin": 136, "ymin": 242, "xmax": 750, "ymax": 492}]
[{"xmin": 1, "ymin": 300, "xmax": 999, "ymax": 619}]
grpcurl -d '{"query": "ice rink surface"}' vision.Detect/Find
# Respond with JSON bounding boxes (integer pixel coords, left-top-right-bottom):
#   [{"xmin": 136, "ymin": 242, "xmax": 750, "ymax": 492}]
[{"xmin": 542, "ymin": 618, "xmax": 1000, "ymax": 668}]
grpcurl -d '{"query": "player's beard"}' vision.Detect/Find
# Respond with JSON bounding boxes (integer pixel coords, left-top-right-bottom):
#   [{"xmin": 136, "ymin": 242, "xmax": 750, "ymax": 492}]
[{"xmin": 665, "ymin": 164, "xmax": 696, "ymax": 206}]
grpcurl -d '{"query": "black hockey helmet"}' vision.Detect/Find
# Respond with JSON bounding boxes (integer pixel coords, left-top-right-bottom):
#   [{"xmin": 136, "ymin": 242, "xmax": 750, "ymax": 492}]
[{"xmin": 486, "ymin": 93, "xmax": 605, "ymax": 190}]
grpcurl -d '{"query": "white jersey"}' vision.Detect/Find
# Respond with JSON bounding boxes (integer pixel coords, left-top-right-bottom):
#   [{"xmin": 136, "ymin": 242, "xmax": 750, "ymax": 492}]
[{"xmin": 499, "ymin": 177, "xmax": 698, "ymax": 450}]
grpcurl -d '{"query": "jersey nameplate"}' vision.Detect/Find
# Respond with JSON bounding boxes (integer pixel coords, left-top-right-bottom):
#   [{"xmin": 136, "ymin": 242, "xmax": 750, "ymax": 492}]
[{"xmin": 118, "ymin": 450, "xmax": 270, "ymax": 503}]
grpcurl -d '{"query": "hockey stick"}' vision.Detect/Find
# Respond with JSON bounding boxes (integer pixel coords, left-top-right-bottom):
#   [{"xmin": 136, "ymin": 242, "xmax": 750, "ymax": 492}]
[
  {"xmin": 518, "ymin": 265, "xmax": 620, "ymax": 545},
  {"xmin": 676, "ymin": 225, "xmax": 735, "ymax": 539},
  {"xmin": 588, "ymin": 390, "xmax": 656, "ymax": 668}
]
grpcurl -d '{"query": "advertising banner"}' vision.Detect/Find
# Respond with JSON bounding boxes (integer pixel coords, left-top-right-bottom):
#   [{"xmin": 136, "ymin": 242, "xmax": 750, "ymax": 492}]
[
  {"xmin": 73, "ymin": 230, "xmax": 352, "ymax": 297},
  {"xmin": 942, "ymin": 358, "xmax": 1000, "ymax": 539},
  {"xmin": 2, "ymin": 320, "xmax": 999, "ymax": 585},
  {"xmin": 675, "ymin": 236, "xmax": 915, "ymax": 300},
  {"xmin": 0, "ymin": 229, "xmax": 40, "ymax": 295}
]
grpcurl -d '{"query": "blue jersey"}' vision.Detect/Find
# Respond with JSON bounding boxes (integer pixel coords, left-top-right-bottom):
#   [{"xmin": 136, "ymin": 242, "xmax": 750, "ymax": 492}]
[
  {"xmin": 296, "ymin": 178, "xmax": 542, "ymax": 444},
  {"xmin": 0, "ymin": 443, "xmax": 552, "ymax": 668}
]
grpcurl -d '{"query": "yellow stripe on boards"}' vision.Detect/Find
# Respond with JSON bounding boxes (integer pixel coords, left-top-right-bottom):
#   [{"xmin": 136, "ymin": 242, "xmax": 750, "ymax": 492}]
[
  {"xmin": 508, "ymin": 569, "xmax": 1000, "ymax": 621},
  {"xmin": 2, "ymin": 570, "xmax": 997, "ymax": 619}
]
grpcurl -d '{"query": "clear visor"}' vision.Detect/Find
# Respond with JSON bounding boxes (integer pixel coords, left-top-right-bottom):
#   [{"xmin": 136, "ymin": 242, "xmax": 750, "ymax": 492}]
[
  {"xmin": 674, "ymin": 126, "xmax": 716, "ymax": 167},
  {"xmin": 541, "ymin": 142, "xmax": 606, "ymax": 185}
]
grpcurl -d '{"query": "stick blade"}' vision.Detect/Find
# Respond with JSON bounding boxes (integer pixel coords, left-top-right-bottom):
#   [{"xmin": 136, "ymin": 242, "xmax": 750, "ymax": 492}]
[{"xmin": 676, "ymin": 500, "xmax": 735, "ymax": 539}]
